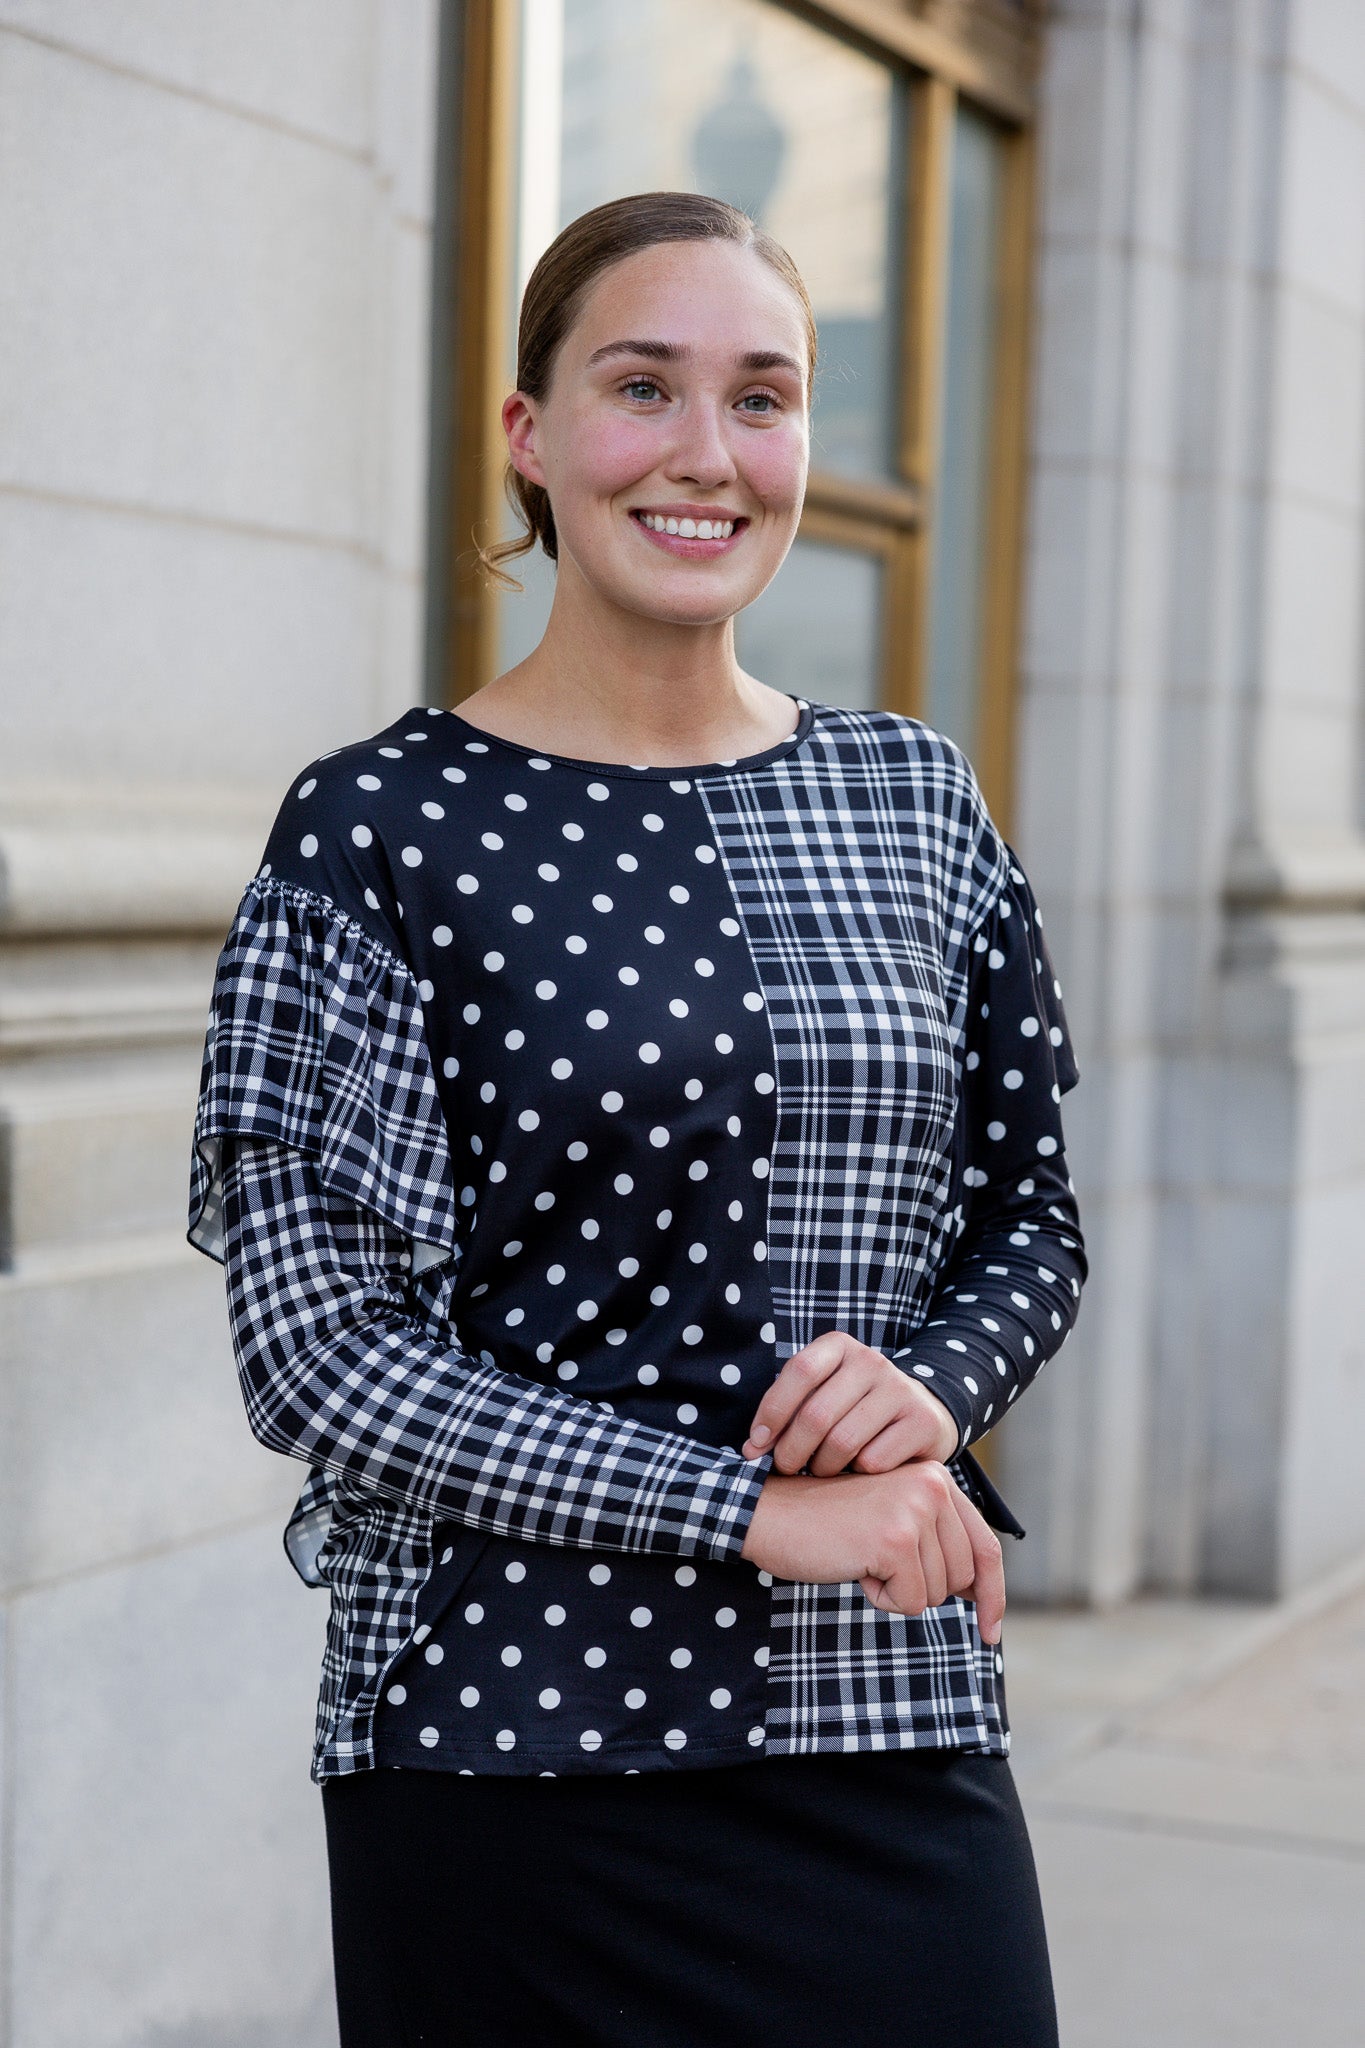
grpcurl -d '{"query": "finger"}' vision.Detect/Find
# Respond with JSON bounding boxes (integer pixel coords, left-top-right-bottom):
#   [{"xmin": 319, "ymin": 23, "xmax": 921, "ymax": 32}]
[
  {"xmin": 743, "ymin": 1334, "xmax": 849, "ymax": 1456},
  {"xmin": 934, "ymin": 1493, "xmax": 976, "ymax": 1595},
  {"xmin": 951, "ymin": 1489, "xmax": 1006, "ymax": 1644},
  {"xmin": 881, "ymin": 1550, "xmax": 930, "ymax": 1618},
  {"xmin": 917, "ymin": 1522, "xmax": 949, "ymax": 1610},
  {"xmin": 754, "ymin": 1356, "xmax": 879, "ymax": 1472},
  {"xmin": 851, "ymin": 1410, "xmax": 945, "ymax": 1473},
  {"xmin": 805, "ymin": 1387, "xmax": 907, "ymax": 1477}
]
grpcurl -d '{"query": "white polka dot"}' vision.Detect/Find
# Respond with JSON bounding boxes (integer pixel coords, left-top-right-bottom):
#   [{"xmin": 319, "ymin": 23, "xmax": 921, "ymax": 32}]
[
  {"xmin": 299, "ymin": 834, "xmax": 318, "ymax": 858},
  {"xmin": 650, "ymin": 1126, "xmax": 670, "ymax": 1147},
  {"xmin": 715, "ymin": 1033, "xmax": 734, "ymax": 1054},
  {"xmin": 670, "ymin": 1647, "xmax": 692, "ymax": 1669},
  {"xmin": 586, "ymin": 1009, "xmax": 609, "ymax": 1029},
  {"xmin": 619, "ymin": 965, "xmax": 640, "ymax": 984},
  {"xmin": 567, "ymin": 1140, "xmax": 588, "ymax": 1159},
  {"xmin": 464, "ymin": 1602, "xmax": 484, "ymax": 1623},
  {"xmin": 586, "ymin": 782, "xmax": 610, "ymax": 801},
  {"xmin": 481, "ymin": 832, "xmax": 503, "ymax": 851},
  {"xmin": 413, "ymin": 1624, "xmax": 431, "ymax": 1644},
  {"xmin": 580, "ymin": 1728, "xmax": 604, "ymax": 1751},
  {"xmin": 388, "ymin": 1683, "xmax": 407, "ymax": 1704},
  {"xmin": 630, "ymin": 1606, "xmax": 653, "ymax": 1628},
  {"xmin": 544, "ymin": 1605, "xmax": 566, "ymax": 1626},
  {"xmin": 682, "ymin": 1324, "xmax": 703, "ymax": 1344},
  {"xmin": 365, "ymin": 888, "xmax": 381, "ymax": 910},
  {"xmin": 577, "ymin": 1299, "xmax": 598, "ymax": 1320},
  {"xmin": 505, "ymin": 1560, "xmax": 527, "ymax": 1583},
  {"xmin": 356, "ymin": 774, "xmax": 381, "ymax": 795},
  {"xmin": 589, "ymin": 1563, "xmax": 612, "ymax": 1586},
  {"xmin": 457, "ymin": 873, "xmax": 478, "ymax": 893},
  {"xmin": 754, "ymin": 1645, "xmax": 771, "ymax": 1668},
  {"xmin": 443, "ymin": 765, "xmax": 466, "ymax": 783},
  {"xmin": 551, "ymin": 1057, "xmax": 573, "ymax": 1079},
  {"xmin": 694, "ymin": 957, "xmax": 715, "ymax": 977},
  {"xmin": 639, "ymin": 1042, "xmax": 660, "ymax": 1062},
  {"xmin": 720, "ymin": 1364, "xmax": 741, "ymax": 1386},
  {"xmin": 562, "ymin": 821, "xmax": 584, "ymax": 841},
  {"xmin": 748, "ymin": 1727, "xmax": 765, "ymax": 1747},
  {"xmin": 592, "ymin": 894, "xmax": 614, "ymax": 913},
  {"xmin": 419, "ymin": 1726, "xmax": 439, "ymax": 1748},
  {"xmin": 677, "ymin": 1403, "xmax": 699, "ymax": 1424},
  {"xmin": 694, "ymin": 845, "xmax": 716, "ymax": 863},
  {"xmin": 987, "ymin": 1121, "xmax": 1007, "ymax": 1141},
  {"xmin": 297, "ymin": 779, "xmax": 318, "ymax": 799},
  {"xmin": 424, "ymin": 1642, "xmax": 444, "ymax": 1665},
  {"xmin": 1003, "ymin": 1069, "xmax": 1023, "ymax": 1090},
  {"xmin": 664, "ymin": 1728, "xmax": 688, "ymax": 1750},
  {"xmin": 401, "ymin": 846, "xmax": 423, "ymax": 867},
  {"xmin": 644, "ymin": 924, "xmax": 665, "ymax": 945},
  {"xmin": 637, "ymin": 1363, "xmax": 659, "ymax": 1385},
  {"xmin": 643, "ymin": 812, "xmax": 664, "ymax": 831},
  {"xmin": 535, "ymin": 979, "xmax": 557, "ymax": 999},
  {"xmin": 350, "ymin": 824, "xmax": 374, "ymax": 850},
  {"xmin": 710, "ymin": 1688, "xmax": 731, "ymax": 1709},
  {"xmin": 715, "ymin": 1607, "xmax": 737, "ymax": 1628},
  {"xmin": 617, "ymin": 852, "xmax": 638, "ymax": 872},
  {"xmin": 528, "ymin": 757, "xmax": 551, "ymax": 771},
  {"xmin": 674, "ymin": 1565, "xmax": 697, "ymax": 1587},
  {"xmin": 625, "ymin": 1688, "xmax": 647, "ymax": 1709},
  {"xmin": 584, "ymin": 1647, "xmax": 607, "ymax": 1668},
  {"xmin": 1037, "ymin": 1135, "xmax": 1059, "ymax": 1156},
  {"xmin": 495, "ymin": 1729, "xmax": 516, "ymax": 1752},
  {"xmin": 518, "ymin": 1108, "xmax": 540, "ymax": 1130},
  {"xmin": 501, "ymin": 1645, "xmax": 522, "ymax": 1667},
  {"xmin": 379, "ymin": 746, "xmax": 403, "ymax": 759},
  {"xmin": 1020, "ymin": 1016, "xmax": 1040, "ymax": 1037},
  {"xmin": 539, "ymin": 1688, "xmax": 560, "ymax": 1709}
]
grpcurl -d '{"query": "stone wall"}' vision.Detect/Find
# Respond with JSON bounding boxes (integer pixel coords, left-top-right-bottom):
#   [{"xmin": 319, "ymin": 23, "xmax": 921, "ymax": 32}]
[
  {"xmin": 998, "ymin": 0, "xmax": 1365, "ymax": 1604},
  {"xmin": 0, "ymin": 4, "xmax": 440, "ymax": 2042}
]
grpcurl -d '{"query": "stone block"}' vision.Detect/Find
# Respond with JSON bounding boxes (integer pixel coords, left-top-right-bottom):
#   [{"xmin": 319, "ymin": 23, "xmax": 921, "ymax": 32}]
[
  {"xmin": 0, "ymin": 33, "xmax": 383, "ymax": 543},
  {"xmin": 0, "ymin": 1245, "xmax": 302, "ymax": 1595},
  {"xmin": 6, "ymin": 1521, "xmax": 336, "ymax": 2048},
  {"xmin": 0, "ymin": 493, "xmax": 382, "ymax": 793},
  {"xmin": 1279, "ymin": 71, "xmax": 1365, "ymax": 316},
  {"xmin": 1267, "ymin": 290, "xmax": 1365, "ymax": 515},
  {"xmin": 0, "ymin": 0, "xmax": 376, "ymax": 159}
]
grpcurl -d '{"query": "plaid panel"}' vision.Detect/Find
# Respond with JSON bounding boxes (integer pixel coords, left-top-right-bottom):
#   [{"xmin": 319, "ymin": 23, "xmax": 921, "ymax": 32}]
[
  {"xmin": 189, "ymin": 877, "xmax": 459, "ymax": 1266},
  {"xmin": 218, "ymin": 1137, "xmax": 769, "ymax": 1778},
  {"xmin": 696, "ymin": 710, "xmax": 1055, "ymax": 1760}
]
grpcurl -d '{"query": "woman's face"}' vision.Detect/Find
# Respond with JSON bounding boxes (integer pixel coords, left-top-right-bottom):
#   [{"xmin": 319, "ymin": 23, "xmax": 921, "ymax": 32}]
[{"xmin": 504, "ymin": 238, "xmax": 811, "ymax": 630}]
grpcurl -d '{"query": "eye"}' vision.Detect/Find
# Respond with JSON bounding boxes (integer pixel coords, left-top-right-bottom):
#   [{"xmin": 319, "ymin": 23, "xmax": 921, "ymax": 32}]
[
  {"xmin": 738, "ymin": 390, "xmax": 782, "ymax": 415},
  {"xmin": 621, "ymin": 376, "xmax": 664, "ymax": 403}
]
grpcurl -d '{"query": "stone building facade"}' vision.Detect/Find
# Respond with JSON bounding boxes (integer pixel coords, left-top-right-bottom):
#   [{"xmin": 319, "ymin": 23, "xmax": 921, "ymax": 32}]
[{"xmin": 1, "ymin": 2, "xmax": 1363, "ymax": 2041}]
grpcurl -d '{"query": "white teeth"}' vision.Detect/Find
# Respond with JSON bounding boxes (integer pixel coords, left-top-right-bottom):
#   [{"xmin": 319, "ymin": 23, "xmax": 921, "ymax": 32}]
[{"xmin": 639, "ymin": 513, "xmax": 736, "ymax": 539}]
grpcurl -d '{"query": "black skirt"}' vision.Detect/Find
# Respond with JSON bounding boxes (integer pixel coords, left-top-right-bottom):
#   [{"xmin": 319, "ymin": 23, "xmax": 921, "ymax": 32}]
[{"xmin": 322, "ymin": 1748, "xmax": 1058, "ymax": 2048}]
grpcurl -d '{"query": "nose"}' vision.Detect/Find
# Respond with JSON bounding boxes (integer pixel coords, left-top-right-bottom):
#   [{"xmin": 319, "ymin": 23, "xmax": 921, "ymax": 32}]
[{"xmin": 664, "ymin": 397, "xmax": 739, "ymax": 490}]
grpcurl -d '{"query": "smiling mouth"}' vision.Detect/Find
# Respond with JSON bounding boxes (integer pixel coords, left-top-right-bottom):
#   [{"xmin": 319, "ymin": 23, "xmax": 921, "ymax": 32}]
[{"xmin": 630, "ymin": 509, "xmax": 748, "ymax": 552}]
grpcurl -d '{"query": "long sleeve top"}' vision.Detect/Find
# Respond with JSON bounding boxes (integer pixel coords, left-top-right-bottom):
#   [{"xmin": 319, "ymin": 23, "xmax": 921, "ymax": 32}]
[{"xmin": 189, "ymin": 697, "xmax": 1085, "ymax": 1779}]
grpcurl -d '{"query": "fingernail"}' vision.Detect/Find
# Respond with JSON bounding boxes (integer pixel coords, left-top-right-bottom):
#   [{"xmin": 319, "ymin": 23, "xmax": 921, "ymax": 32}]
[{"xmin": 749, "ymin": 1424, "xmax": 770, "ymax": 1445}]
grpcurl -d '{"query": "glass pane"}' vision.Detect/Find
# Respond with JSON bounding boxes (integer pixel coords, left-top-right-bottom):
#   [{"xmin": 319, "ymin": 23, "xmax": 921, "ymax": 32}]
[
  {"xmin": 734, "ymin": 538, "xmax": 881, "ymax": 710},
  {"xmin": 516, "ymin": 0, "xmax": 905, "ymax": 483},
  {"xmin": 925, "ymin": 103, "xmax": 1003, "ymax": 759}
]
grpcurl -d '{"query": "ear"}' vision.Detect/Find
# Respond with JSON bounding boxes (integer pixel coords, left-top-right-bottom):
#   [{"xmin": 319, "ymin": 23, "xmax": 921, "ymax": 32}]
[{"xmin": 503, "ymin": 392, "xmax": 548, "ymax": 490}]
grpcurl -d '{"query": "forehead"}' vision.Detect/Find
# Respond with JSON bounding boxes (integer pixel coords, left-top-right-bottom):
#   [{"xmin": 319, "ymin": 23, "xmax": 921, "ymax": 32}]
[{"xmin": 564, "ymin": 239, "xmax": 810, "ymax": 371}]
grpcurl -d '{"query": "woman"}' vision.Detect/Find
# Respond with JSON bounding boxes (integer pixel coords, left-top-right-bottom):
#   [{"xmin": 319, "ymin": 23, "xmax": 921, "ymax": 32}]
[{"xmin": 189, "ymin": 191, "xmax": 1084, "ymax": 2047}]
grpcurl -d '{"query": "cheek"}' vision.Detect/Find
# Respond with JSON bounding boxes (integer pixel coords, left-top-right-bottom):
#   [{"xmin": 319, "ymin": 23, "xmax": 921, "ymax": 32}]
[
  {"xmin": 739, "ymin": 428, "xmax": 807, "ymax": 511},
  {"xmin": 556, "ymin": 416, "xmax": 657, "ymax": 504}
]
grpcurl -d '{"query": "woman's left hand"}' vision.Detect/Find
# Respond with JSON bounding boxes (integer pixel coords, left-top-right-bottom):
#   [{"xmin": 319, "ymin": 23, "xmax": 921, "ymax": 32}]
[{"xmin": 742, "ymin": 1332, "xmax": 960, "ymax": 1476}]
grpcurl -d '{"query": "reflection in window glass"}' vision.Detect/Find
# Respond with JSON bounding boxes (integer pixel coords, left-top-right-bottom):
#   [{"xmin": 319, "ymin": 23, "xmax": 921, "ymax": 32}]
[
  {"xmin": 518, "ymin": 0, "xmax": 903, "ymax": 481},
  {"xmin": 925, "ymin": 104, "xmax": 1002, "ymax": 759},
  {"xmin": 735, "ymin": 539, "xmax": 881, "ymax": 710}
]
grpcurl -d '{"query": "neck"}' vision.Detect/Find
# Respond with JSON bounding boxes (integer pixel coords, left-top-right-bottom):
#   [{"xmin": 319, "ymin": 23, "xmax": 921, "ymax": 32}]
[{"xmin": 462, "ymin": 555, "xmax": 798, "ymax": 767}]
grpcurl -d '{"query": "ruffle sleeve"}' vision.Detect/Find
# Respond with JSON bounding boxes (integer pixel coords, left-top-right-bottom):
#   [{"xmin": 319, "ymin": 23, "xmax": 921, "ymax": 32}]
[{"xmin": 188, "ymin": 875, "xmax": 458, "ymax": 1274}]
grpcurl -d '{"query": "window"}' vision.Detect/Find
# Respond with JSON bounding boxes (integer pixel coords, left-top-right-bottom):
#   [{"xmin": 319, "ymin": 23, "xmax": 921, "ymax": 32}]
[{"xmin": 433, "ymin": 0, "xmax": 1039, "ymax": 825}]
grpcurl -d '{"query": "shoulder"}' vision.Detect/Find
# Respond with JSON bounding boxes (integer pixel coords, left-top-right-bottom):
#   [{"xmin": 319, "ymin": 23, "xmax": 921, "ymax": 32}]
[
  {"xmin": 806, "ymin": 704, "xmax": 985, "ymax": 805},
  {"xmin": 255, "ymin": 706, "xmax": 465, "ymax": 939}
]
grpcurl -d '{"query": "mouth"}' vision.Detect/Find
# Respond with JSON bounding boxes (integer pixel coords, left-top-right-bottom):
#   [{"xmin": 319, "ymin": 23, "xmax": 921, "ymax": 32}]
[{"xmin": 629, "ymin": 509, "xmax": 748, "ymax": 557}]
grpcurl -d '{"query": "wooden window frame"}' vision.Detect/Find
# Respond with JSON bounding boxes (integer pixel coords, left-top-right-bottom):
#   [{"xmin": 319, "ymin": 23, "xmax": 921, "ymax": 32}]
[{"xmin": 433, "ymin": 0, "xmax": 1040, "ymax": 831}]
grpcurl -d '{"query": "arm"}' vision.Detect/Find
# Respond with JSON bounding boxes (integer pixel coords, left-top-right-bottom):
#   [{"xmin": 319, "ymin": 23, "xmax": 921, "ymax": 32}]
[
  {"xmin": 889, "ymin": 855, "xmax": 1086, "ymax": 1450},
  {"xmin": 220, "ymin": 1134, "xmax": 767, "ymax": 1561}
]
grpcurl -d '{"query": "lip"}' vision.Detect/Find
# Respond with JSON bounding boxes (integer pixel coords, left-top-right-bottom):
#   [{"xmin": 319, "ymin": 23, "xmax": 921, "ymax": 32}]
[{"xmin": 628, "ymin": 508, "xmax": 748, "ymax": 559}]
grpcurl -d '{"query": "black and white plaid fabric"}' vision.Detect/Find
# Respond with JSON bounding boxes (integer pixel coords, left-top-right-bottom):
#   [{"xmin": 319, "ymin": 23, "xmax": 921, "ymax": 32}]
[{"xmin": 190, "ymin": 702, "xmax": 1085, "ymax": 1778}]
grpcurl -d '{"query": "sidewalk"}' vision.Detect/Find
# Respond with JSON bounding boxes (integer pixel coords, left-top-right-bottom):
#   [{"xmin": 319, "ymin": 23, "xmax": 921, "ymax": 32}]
[{"xmin": 1003, "ymin": 1557, "xmax": 1365, "ymax": 2048}]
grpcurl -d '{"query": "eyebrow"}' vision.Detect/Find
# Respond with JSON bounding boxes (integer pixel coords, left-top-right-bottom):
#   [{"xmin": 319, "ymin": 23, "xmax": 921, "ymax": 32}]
[{"xmin": 584, "ymin": 338, "xmax": 805, "ymax": 378}]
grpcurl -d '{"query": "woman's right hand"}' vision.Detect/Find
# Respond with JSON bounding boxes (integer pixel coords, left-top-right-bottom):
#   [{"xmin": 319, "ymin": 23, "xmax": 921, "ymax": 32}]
[{"xmin": 738, "ymin": 1464, "xmax": 1005, "ymax": 1643}]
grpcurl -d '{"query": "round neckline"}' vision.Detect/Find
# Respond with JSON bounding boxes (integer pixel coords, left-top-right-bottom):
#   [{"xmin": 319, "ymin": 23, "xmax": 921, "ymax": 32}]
[{"xmin": 440, "ymin": 695, "xmax": 816, "ymax": 781}]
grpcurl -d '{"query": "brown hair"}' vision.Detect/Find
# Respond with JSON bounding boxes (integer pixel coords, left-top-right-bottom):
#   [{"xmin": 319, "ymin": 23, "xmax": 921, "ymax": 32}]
[{"xmin": 478, "ymin": 190, "xmax": 817, "ymax": 591}]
